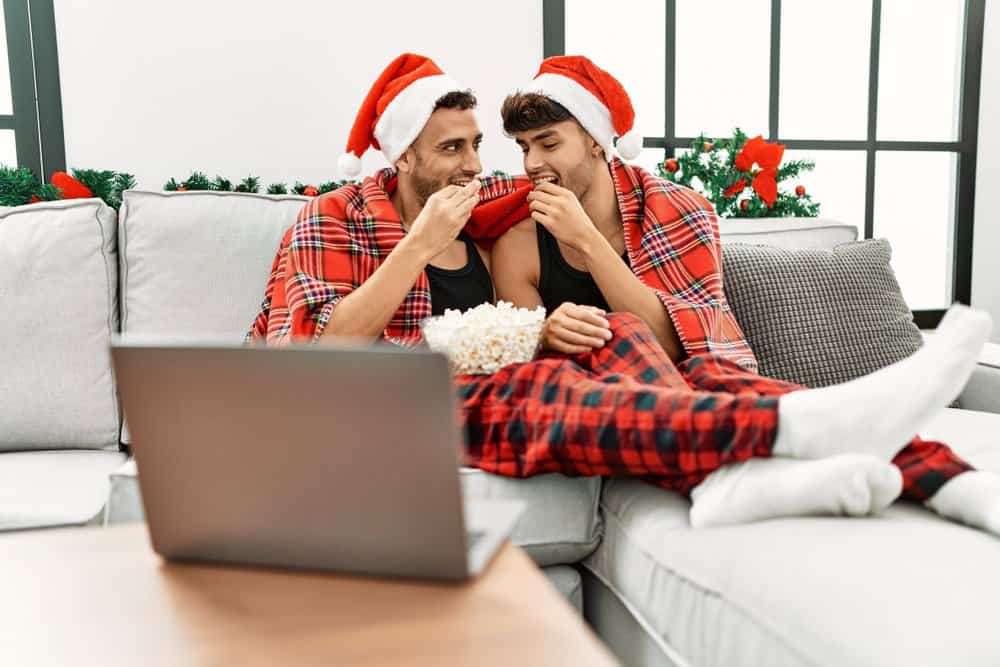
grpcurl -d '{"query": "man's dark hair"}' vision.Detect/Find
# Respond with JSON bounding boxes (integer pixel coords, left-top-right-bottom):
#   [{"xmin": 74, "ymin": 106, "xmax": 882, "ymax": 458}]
[
  {"xmin": 501, "ymin": 92, "xmax": 574, "ymax": 134},
  {"xmin": 434, "ymin": 90, "xmax": 477, "ymax": 111}
]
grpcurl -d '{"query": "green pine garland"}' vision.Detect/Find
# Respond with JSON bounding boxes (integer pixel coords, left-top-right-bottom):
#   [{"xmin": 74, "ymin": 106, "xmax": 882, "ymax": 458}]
[{"xmin": 656, "ymin": 128, "xmax": 820, "ymax": 218}]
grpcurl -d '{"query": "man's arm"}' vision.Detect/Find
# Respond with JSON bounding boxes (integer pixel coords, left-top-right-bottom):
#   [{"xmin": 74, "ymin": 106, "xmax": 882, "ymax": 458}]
[
  {"xmin": 582, "ymin": 237, "xmax": 684, "ymax": 362},
  {"xmin": 322, "ymin": 179, "xmax": 481, "ymax": 340},
  {"xmin": 491, "ymin": 219, "xmax": 543, "ymax": 309},
  {"xmin": 321, "ymin": 235, "xmax": 435, "ymax": 339}
]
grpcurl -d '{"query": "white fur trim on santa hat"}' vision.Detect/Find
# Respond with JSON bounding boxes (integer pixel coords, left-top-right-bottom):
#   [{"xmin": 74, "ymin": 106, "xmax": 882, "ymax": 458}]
[
  {"xmin": 374, "ymin": 74, "xmax": 463, "ymax": 165},
  {"xmin": 523, "ymin": 73, "xmax": 618, "ymax": 162}
]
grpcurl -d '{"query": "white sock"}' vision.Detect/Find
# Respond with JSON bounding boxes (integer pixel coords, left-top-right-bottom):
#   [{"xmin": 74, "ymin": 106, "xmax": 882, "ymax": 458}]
[
  {"xmin": 773, "ymin": 304, "xmax": 992, "ymax": 462},
  {"xmin": 925, "ymin": 470, "xmax": 1000, "ymax": 536},
  {"xmin": 689, "ymin": 454, "xmax": 902, "ymax": 528}
]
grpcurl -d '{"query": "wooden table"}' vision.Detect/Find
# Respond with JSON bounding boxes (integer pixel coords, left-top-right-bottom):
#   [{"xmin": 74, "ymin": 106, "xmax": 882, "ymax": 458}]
[{"xmin": 0, "ymin": 523, "xmax": 618, "ymax": 666}]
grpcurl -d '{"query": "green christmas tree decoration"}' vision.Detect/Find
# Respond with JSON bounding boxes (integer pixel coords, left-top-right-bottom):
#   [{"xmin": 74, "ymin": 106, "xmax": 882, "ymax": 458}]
[
  {"xmin": 182, "ymin": 172, "xmax": 212, "ymax": 191},
  {"xmin": 34, "ymin": 183, "xmax": 62, "ymax": 201},
  {"xmin": 656, "ymin": 128, "xmax": 820, "ymax": 218},
  {"xmin": 235, "ymin": 176, "xmax": 260, "ymax": 193},
  {"xmin": 70, "ymin": 169, "xmax": 135, "ymax": 210},
  {"xmin": 0, "ymin": 165, "xmax": 41, "ymax": 206},
  {"xmin": 265, "ymin": 183, "xmax": 287, "ymax": 194},
  {"xmin": 210, "ymin": 176, "xmax": 233, "ymax": 192},
  {"xmin": 109, "ymin": 173, "xmax": 136, "ymax": 209}
]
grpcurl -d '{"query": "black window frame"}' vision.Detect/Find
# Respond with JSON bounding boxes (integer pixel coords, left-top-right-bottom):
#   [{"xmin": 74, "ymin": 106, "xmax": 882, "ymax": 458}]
[
  {"xmin": 543, "ymin": 0, "xmax": 986, "ymax": 329},
  {"xmin": 2, "ymin": 0, "xmax": 65, "ymax": 179}
]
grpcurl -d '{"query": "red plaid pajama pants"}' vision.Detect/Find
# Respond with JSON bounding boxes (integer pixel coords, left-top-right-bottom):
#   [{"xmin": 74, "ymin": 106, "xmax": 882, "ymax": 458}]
[{"xmin": 455, "ymin": 313, "xmax": 972, "ymax": 500}]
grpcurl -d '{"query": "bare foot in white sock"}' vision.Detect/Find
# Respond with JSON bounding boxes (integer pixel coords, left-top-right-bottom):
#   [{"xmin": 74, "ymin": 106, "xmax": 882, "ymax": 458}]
[
  {"xmin": 773, "ymin": 304, "xmax": 992, "ymax": 462},
  {"xmin": 926, "ymin": 471, "xmax": 1000, "ymax": 537},
  {"xmin": 689, "ymin": 455, "xmax": 902, "ymax": 528}
]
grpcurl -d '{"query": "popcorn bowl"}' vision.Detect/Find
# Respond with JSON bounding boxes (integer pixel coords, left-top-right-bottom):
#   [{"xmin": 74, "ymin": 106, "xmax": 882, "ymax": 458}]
[{"xmin": 420, "ymin": 302, "xmax": 546, "ymax": 375}]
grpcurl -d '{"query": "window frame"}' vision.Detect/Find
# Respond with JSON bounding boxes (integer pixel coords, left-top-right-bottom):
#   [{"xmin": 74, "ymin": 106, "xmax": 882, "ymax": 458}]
[
  {"xmin": 543, "ymin": 0, "xmax": 986, "ymax": 329},
  {"xmin": 2, "ymin": 0, "xmax": 65, "ymax": 179}
]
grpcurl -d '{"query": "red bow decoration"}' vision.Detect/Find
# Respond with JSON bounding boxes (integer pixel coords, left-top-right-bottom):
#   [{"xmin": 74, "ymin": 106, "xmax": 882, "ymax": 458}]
[
  {"xmin": 733, "ymin": 135, "xmax": 785, "ymax": 208},
  {"xmin": 28, "ymin": 171, "xmax": 94, "ymax": 203}
]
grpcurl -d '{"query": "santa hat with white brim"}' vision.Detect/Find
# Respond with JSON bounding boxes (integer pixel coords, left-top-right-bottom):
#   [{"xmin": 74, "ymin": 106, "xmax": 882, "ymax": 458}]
[
  {"xmin": 519, "ymin": 55, "xmax": 642, "ymax": 162},
  {"xmin": 337, "ymin": 53, "xmax": 466, "ymax": 178}
]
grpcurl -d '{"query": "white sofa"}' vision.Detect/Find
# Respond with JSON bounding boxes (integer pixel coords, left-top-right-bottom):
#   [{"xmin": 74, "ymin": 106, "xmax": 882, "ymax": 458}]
[{"xmin": 2, "ymin": 192, "xmax": 999, "ymax": 666}]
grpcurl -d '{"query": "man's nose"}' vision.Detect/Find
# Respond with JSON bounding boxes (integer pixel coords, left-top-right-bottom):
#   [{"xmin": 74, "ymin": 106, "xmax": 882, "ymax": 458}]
[
  {"xmin": 523, "ymin": 147, "xmax": 544, "ymax": 174},
  {"xmin": 462, "ymin": 145, "xmax": 482, "ymax": 174}
]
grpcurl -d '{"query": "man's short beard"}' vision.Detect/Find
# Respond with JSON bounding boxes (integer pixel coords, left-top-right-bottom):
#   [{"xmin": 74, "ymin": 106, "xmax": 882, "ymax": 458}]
[{"xmin": 411, "ymin": 151, "xmax": 443, "ymax": 207}]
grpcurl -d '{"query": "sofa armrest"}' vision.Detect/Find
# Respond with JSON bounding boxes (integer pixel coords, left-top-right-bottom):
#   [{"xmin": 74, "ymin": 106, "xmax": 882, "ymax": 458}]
[{"xmin": 959, "ymin": 342, "xmax": 1000, "ymax": 415}]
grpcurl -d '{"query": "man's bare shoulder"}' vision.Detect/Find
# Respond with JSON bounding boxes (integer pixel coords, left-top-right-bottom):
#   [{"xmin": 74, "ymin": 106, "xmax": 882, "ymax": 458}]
[
  {"xmin": 493, "ymin": 218, "xmax": 537, "ymax": 252},
  {"xmin": 491, "ymin": 218, "xmax": 540, "ymax": 288}
]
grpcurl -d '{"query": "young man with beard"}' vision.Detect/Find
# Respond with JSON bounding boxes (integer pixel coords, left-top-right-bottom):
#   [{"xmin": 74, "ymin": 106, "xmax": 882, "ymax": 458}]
[{"xmin": 489, "ymin": 55, "xmax": 1000, "ymax": 532}]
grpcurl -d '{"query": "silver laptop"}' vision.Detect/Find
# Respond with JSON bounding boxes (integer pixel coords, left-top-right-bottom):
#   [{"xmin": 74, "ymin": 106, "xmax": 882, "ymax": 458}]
[{"xmin": 110, "ymin": 337, "xmax": 524, "ymax": 581}]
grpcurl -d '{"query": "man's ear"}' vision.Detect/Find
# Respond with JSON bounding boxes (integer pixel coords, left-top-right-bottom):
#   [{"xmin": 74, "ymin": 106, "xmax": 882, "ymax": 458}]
[{"xmin": 395, "ymin": 146, "xmax": 415, "ymax": 175}]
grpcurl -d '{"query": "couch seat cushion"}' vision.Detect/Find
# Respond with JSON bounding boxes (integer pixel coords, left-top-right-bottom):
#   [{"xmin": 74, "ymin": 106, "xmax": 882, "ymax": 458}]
[
  {"xmin": 585, "ymin": 407, "xmax": 1000, "ymax": 667},
  {"xmin": 461, "ymin": 468, "xmax": 602, "ymax": 566},
  {"xmin": 0, "ymin": 450, "xmax": 127, "ymax": 530},
  {"xmin": 105, "ymin": 459, "xmax": 602, "ymax": 566}
]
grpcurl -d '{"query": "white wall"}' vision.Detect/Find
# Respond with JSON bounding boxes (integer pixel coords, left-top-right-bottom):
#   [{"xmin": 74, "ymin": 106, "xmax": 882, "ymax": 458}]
[
  {"xmin": 972, "ymin": 0, "xmax": 1000, "ymax": 341},
  {"xmin": 52, "ymin": 0, "xmax": 542, "ymax": 190}
]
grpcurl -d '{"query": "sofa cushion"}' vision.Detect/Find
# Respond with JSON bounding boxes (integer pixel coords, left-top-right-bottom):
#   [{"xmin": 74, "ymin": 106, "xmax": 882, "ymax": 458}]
[
  {"xmin": 584, "ymin": 407, "xmax": 1000, "ymax": 667},
  {"xmin": 117, "ymin": 190, "xmax": 307, "ymax": 442},
  {"xmin": 105, "ymin": 459, "xmax": 603, "ymax": 567},
  {"xmin": 722, "ymin": 239, "xmax": 923, "ymax": 388},
  {"xmin": 461, "ymin": 468, "xmax": 602, "ymax": 566},
  {"xmin": 0, "ymin": 450, "xmax": 127, "ymax": 530},
  {"xmin": 0, "ymin": 199, "xmax": 121, "ymax": 450}
]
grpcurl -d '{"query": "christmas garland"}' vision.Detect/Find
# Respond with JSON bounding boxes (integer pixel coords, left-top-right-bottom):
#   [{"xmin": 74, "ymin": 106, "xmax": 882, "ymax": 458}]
[
  {"xmin": 3, "ymin": 140, "xmax": 818, "ymax": 220},
  {"xmin": 0, "ymin": 166, "xmax": 135, "ymax": 209},
  {"xmin": 657, "ymin": 129, "xmax": 820, "ymax": 218},
  {"xmin": 0, "ymin": 166, "xmax": 515, "ymax": 210}
]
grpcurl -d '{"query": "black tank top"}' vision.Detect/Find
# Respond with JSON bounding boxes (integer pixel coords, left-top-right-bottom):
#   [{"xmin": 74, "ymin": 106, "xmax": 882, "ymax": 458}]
[
  {"xmin": 425, "ymin": 232, "xmax": 494, "ymax": 315},
  {"xmin": 536, "ymin": 223, "xmax": 627, "ymax": 315}
]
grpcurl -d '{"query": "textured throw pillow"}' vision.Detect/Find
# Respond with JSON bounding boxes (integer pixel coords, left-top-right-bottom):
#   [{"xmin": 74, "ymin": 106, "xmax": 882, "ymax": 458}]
[{"xmin": 721, "ymin": 239, "xmax": 924, "ymax": 389}]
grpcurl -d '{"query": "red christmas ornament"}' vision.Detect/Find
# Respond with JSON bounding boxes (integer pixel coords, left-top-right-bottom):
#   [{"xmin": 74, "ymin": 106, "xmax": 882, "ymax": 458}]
[
  {"xmin": 795, "ymin": 184, "xmax": 806, "ymax": 196},
  {"xmin": 664, "ymin": 158, "xmax": 679, "ymax": 173},
  {"xmin": 740, "ymin": 199, "xmax": 750, "ymax": 212},
  {"xmin": 176, "ymin": 186, "xmax": 187, "ymax": 192},
  {"xmin": 703, "ymin": 141, "xmax": 713, "ymax": 152},
  {"xmin": 303, "ymin": 185, "xmax": 319, "ymax": 197}
]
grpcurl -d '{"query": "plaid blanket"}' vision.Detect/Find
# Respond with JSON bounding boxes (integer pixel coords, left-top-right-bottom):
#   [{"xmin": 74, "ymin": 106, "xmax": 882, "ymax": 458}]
[{"xmin": 247, "ymin": 159, "xmax": 756, "ymax": 373}]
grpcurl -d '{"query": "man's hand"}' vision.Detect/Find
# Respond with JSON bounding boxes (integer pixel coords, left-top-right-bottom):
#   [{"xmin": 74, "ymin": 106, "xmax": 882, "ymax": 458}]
[
  {"xmin": 407, "ymin": 179, "xmax": 481, "ymax": 261},
  {"xmin": 527, "ymin": 181, "xmax": 602, "ymax": 255},
  {"xmin": 542, "ymin": 302, "xmax": 613, "ymax": 354}
]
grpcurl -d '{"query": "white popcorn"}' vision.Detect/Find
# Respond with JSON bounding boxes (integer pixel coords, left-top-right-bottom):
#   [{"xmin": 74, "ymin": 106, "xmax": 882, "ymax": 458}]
[{"xmin": 421, "ymin": 301, "xmax": 546, "ymax": 375}]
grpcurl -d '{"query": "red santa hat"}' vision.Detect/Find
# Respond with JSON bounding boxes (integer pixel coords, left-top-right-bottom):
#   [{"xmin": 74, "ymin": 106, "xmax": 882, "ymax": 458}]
[
  {"xmin": 337, "ymin": 53, "xmax": 466, "ymax": 178},
  {"xmin": 520, "ymin": 55, "xmax": 642, "ymax": 162}
]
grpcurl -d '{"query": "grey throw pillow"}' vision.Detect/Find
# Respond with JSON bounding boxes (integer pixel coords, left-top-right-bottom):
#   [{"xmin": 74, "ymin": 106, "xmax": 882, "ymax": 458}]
[{"xmin": 721, "ymin": 239, "xmax": 924, "ymax": 389}]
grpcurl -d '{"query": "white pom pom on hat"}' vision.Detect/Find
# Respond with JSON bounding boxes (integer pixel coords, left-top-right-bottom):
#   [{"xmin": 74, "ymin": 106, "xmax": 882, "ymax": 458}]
[
  {"xmin": 521, "ymin": 55, "xmax": 643, "ymax": 162},
  {"xmin": 337, "ymin": 152, "xmax": 362, "ymax": 179},
  {"xmin": 615, "ymin": 128, "xmax": 642, "ymax": 160}
]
